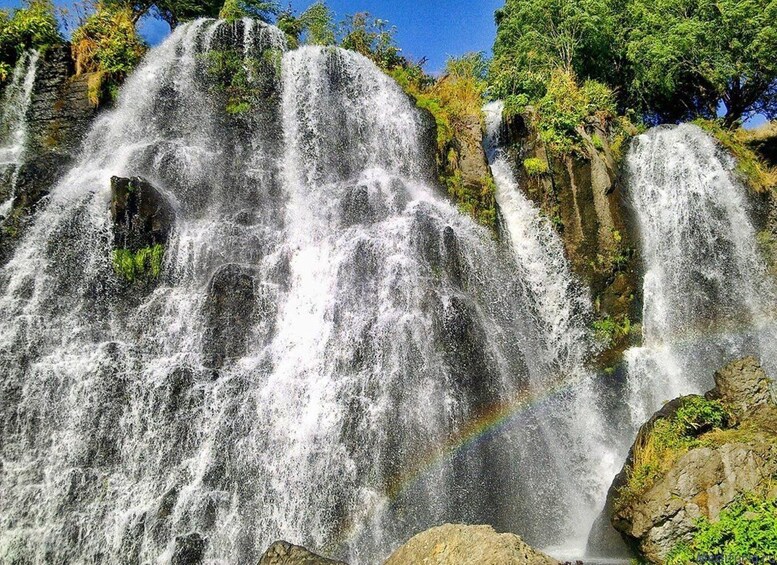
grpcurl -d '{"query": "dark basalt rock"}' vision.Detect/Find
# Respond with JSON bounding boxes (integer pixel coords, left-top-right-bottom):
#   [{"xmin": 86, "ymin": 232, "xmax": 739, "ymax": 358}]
[
  {"xmin": 110, "ymin": 176, "xmax": 175, "ymax": 250},
  {"xmin": 172, "ymin": 533, "xmax": 207, "ymax": 565},
  {"xmin": 0, "ymin": 44, "xmax": 100, "ymax": 266},
  {"xmin": 258, "ymin": 540, "xmax": 348, "ymax": 565},
  {"xmin": 201, "ymin": 264, "xmax": 257, "ymax": 369}
]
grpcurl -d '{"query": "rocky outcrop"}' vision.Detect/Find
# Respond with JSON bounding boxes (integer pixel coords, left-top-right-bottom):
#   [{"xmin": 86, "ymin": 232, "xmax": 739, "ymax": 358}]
[
  {"xmin": 606, "ymin": 357, "xmax": 777, "ymax": 563},
  {"xmin": 384, "ymin": 524, "xmax": 559, "ymax": 565},
  {"xmin": 110, "ymin": 176, "xmax": 175, "ymax": 250},
  {"xmin": 258, "ymin": 541, "xmax": 347, "ymax": 565},
  {"xmin": 502, "ymin": 113, "xmax": 640, "ymax": 367},
  {"xmin": 201, "ymin": 264, "xmax": 257, "ymax": 369},
  {"xmin": 171, "ymin": 532, "xmax": 207, "ymax": 565},
  {"xmin": 0, "ymin": 44, "xmax": 100, "ymax": 265}
]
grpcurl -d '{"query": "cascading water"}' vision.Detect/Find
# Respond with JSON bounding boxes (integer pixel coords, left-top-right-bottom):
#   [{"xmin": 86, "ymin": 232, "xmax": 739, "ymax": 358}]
[
  {"xmin": 624, "ymin": 123, "xmax": 777, "ymax": 426},
  {"xmin": 0, "ymin": 50, "xmax": 39, "ymax": 217},
  {"xmin": 483, "ymin": 101, "xmax": 620, "ymax": 557},
  {"xmin": 0, "ymin": 19, "xmax": 620, "ymax": 564}
]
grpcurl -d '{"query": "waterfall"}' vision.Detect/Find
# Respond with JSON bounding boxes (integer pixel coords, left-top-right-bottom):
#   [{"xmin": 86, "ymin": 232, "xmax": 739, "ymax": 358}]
[
  {"xmin": 0, "ymin": 20, "xmax": 619, "ymax": 564},
  {"xmin": 0, "ymin": 50, "xmax": 39, "ymax": 217},
  {"xmin": 483, "ymin": 101, "xmax": 619, "ymax": 558},
  {"xmin": 624, "ymin": 123, "xmax": 777, "ymax": 425}
]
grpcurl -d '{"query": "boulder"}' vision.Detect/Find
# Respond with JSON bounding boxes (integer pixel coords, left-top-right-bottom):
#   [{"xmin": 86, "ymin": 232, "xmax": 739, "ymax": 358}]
[
  {"xmin": 110, "ymin": 175, "xmax": 175, "ymax": 251},
  {"xmin": 171, "ymin": 533, "xmax": 207, "ymax": 565},
  {"xmin": 383, "ymin": 524, "xmax": 559, "ymax": 565},
  {"xmin": 201, "ymin": 264, "xmax": 257, "ymax": 369},
  {"xmin": 707, "ymin": 356, "xmax": 775, "ymax": 421},
  {"xmin": 607, "ymin": 357, "xmax": 777, "ymax": 563},
  {"xmin": 258, "ymin": 540, "xmax": 347, "ymax": 565}
]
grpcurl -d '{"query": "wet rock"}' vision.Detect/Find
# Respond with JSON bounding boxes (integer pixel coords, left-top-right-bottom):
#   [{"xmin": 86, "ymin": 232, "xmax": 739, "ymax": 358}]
[
  {"xmin": 607, "ymin": 357, "xmax": 777, "ymax": 563},
  {"xmin": 707, "ymin": 356, "xmax": 775, "ymax": 421},
  {"xmin": 384, "ymin": 524, "xmax": 559, "ymax": 565},
  {"xmin": 110, "ymin": 176, "xmax": 175, "ymax": 250},
  {"xmin": 0, "ymin": 44, "xmax": 100, "ymax": 265},
  {"xmin": 201, "ymin": 264, "xmax": 257, "ymax": 369},
  {"xmin": 257, "ymin": 540, "xmax": 347, "ymax": 564},
  {"xmin": 172, "ymin": 533, "xmax": 207, "ymax": 565}
]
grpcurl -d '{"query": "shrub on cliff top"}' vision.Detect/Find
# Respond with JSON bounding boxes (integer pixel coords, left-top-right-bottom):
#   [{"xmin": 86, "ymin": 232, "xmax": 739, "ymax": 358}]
[
  {"xmin": 71, "ymin": 4, "xmax": 145, "ymax": 83},
  {"xmin": 0, "ymin": 0, "xmax": 62, "ymax": 80}
]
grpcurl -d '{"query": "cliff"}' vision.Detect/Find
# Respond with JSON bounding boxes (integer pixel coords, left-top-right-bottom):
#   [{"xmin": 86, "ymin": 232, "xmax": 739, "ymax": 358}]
[{"xmin": 0, "ymin": 44, "xmax": 100, "ymax": 264}]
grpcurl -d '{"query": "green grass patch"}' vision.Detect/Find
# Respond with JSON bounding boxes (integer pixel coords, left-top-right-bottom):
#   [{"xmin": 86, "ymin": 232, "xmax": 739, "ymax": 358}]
[
  {"xmin": 617, "ymin": 397, "xmax": 729, "ymax": 507},
  {"xmin": 112, "ymin": 244, "xmax": 164, "ymax": 283},
  {"xmin": 694, "ymin": 119, "xmax": 777, "ymax": 193}
]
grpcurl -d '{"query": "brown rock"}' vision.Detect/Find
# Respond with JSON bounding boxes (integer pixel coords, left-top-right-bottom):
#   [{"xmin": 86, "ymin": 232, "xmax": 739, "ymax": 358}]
[
  {"xmin": 257, "ymin": 540, "xmax": 347, "ymax": 565},
  {"xmin": 383, "ymin": 524, "xmax": 559, "ymax": 565},
  {"xmin": 609, "ymin": 357, "xmax": 777, "ymax": 563}
]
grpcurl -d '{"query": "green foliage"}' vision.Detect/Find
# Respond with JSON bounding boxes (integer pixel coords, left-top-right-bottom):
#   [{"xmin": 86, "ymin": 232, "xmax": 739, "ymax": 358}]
[
  {"xmin": 101, "ymin": 0, "xmax": 278, "ymax": 28},
  {"xmin": 491, "ymin": 0, "xmax": 777, "ymax": 126},
  {"xmin": 276, "ymin": 2, "xmax": 335, "ymax": 48},
  {"xmin": 0, "ymin": 0, "xmax": 62, "ymax": 75},
  {"xmin": 618, "ymin": 396, "xmax": 729, "ymax": 506},
  {"xmin": 490, "ymin": 0, "xmax": 619, "ymax": 102},
  {"xmin": 340, "ymin": 12, "xmax": 405, "ymax": 71},
  {"xmin": 626, "ymin": 0, "xmax": 777, "ymax": 125},
  {"xmin": 593, "ymin": 314, "xmax": 631, "ymax": 346},
  {"xmin": 112, "ymin": 244, "xmax": 164, "ymax": 283},
  {"xmin": 71, "ymin": 4, "xmax": 146, "ymax": 79},
  {"xmin": 667, "ymin": 493, "xmax": 777, "ymax": 564},
  {"xmin": 217, "ymin": 0, "xmax": 277, "ymax": 22},
  {"xmin": 523, "ymin": 157, "xmax": 549, "ymax": 176},
  {"xmin": 534, "ymin": 69, "xmax": 616, "ymax": 154}
]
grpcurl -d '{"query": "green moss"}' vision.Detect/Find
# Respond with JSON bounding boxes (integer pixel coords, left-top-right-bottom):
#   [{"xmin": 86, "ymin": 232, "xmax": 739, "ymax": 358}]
[
  {"xmin": 667, "ymin": 493, "xmax": 777, "ymax": 564},
  {"xmin": 523, "ymin": 157, "xmax": 549, "ymax": 176},
  {"xmin": 617, "ymin": 397, "xmax": 729, "ymax": 507},
  {"xmin": 112, "ymin": 244, "xmax": 165, "ymax": 283}
]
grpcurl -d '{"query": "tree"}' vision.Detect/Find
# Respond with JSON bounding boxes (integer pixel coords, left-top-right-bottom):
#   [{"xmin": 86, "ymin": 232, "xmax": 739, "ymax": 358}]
[
  {"xmin": 101, "ymin": 0, "xmax": 278, "ymax": 28},
  {"xmin": 340, "ymin": 12, "xmax": 404, "ymax": 70},
  {"xmin": 490, "ymin": 0, "xmax": 619, "ymax": 101},
  {"xmin": 276, "ymin": 1, "xmax": 335, "ymax": 47},
  {"xmin": 625, "ymin": 0, "xmax": 777, "ymax": 126}
]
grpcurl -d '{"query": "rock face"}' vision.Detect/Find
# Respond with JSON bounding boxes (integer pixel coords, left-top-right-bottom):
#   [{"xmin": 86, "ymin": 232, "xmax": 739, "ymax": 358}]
[
  {"xmin": 502, "ymin": 113, "xmax": 640, "ymax": 367},
  {"xmin": 384, "ymin": 524, "xmax": 559, "ymax": 565},
  {"xmin": 110, "ymin": 175, "xmax": 175, "ymax": 250},
  {"xmin": 258, "ymin": 541, "xmax": 347, "ymax": 565},
  {"xmin": 607, "ymin": 357, "xmax": 777, "ymax": 563},
  {"xmin": 0, "ymin": 44, "xmax": 100, "ymax": 265}
]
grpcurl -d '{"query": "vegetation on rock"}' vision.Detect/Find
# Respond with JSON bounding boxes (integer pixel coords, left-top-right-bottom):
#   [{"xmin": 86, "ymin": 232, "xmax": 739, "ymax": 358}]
[
  {"xmin": 0, "ymin": 0, "xmax": 62, "ymax": 81},
  {"xmin": 71, "ymin": 3, "xmax": 146, "ymax": 105},
  {"xmin": 695, "ymin": 119, "xmax": 777, "ymax": 193},
  {"xmin": 112, "ymin": 244, "xmax": 164, "ymax": 283},
  {"xmin": 618, "ymin": 396, "xmax": 729, "ymax": 506},
  {"xmin": 667, "ymin": 493, "xmax": 777, "ymax": 564}
]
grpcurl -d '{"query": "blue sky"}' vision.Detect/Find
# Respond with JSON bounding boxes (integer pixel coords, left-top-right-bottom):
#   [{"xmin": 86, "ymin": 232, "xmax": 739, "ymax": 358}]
[{"xmin": 0, "ymin": 0, "xmax": 504, "ymax": 73}]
